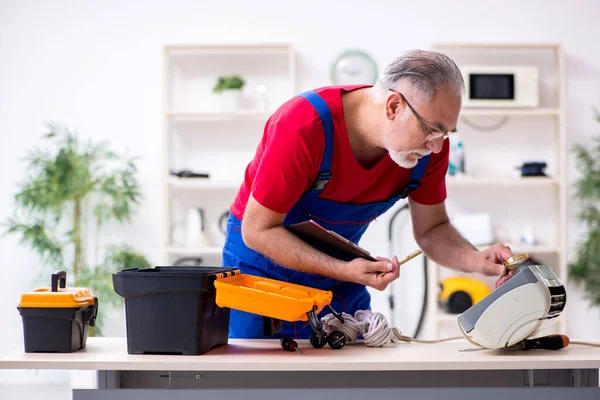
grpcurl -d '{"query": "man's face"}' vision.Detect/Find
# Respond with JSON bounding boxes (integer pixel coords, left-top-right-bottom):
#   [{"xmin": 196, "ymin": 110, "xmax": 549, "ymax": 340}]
[{"xmin": 383, "ymin": 85, "xmax": 461, "ymax": 169}]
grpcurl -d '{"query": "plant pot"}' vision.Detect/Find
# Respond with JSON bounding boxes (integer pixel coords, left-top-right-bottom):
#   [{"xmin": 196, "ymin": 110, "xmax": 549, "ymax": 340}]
[{"xmin": 219, "ymin": 89, "xmax": 242, "ymax": 111}]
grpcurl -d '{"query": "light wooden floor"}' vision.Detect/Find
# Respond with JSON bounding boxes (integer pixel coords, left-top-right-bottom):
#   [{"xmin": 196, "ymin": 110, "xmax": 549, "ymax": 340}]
[{"xmin": 0, "ymin": 385, "xmax": 71, "ymax": 400}]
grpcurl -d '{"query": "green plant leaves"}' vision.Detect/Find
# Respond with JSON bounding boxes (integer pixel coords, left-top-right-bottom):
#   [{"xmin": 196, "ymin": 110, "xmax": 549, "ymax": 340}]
[
  {"xmin": 3, "ymin": 122, "xmax": 151, "ymax": 335},
  {"xmin": 76, "ymin": 245, "xmax": 152, "ymax": 336},
  {"xmin": 3, "ymin": 217, "xmax": 63, "ymax": 266},
  {"xmin": 569, "ymin": 229, "xmax": 600, "ymax": 306},
  {"xmin": 569, "ymin": 107, "xmax": 600, "ymax": 308},
  {"xmin": 212, "ymin": 75, "xmax": 245, "ymax": 93},
  {"xmin": 95, "ymin": 159, "xmax": 141, "ymax": 224}
]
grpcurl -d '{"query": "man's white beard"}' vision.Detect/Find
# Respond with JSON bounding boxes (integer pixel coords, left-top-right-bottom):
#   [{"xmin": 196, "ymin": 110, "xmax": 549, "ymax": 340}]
[{"xmin": 388, "ymin": 149, "xmax": 431, "ymax": 169}]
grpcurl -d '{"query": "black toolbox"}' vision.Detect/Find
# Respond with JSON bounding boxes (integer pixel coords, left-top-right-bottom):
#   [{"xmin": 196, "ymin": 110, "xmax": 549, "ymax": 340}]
[
  {"xmin": 17, "ymin": 270, "xmax": 98, "ymax": 353},
  {"xmin": 112, "ymin": 266, "xmax": 239, "ymax": 355}
]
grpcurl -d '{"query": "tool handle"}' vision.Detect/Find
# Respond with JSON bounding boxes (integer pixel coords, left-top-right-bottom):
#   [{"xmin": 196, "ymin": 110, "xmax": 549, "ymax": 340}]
[
  {"xmin": 398, "ymin": 250, "xmax": 423, "ymax": 265},
  {"xmin": 522, "ymin": 335, "xmax": 570, "ymax": 350},
  {"xmin": 51, "ymin": 270, "xmax": 67, "ymax": 292}
]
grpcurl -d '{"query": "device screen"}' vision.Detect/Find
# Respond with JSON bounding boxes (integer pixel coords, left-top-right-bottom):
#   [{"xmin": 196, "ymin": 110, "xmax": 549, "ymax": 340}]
[{"xmin": 469, "ymin": 73, "xmax": 515, "ymax": 100}]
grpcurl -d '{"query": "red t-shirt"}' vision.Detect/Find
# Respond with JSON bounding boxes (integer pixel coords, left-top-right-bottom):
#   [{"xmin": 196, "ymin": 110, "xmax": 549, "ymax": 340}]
[{"xmin": 230, "ymin": 85, "xmax": 449, "ymax": 219}]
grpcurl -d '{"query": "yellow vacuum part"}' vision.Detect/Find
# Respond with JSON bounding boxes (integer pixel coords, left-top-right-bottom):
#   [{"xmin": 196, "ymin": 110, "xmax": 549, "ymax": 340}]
[{"xmin": 439, "ymin": 276, "xmax": 491, "ymax": 305}]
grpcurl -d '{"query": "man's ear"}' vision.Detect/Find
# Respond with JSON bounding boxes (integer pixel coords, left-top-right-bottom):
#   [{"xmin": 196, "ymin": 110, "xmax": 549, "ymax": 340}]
[{"xmin": 385, "ymin": 92, "xmax": 402, "ymax": 120}]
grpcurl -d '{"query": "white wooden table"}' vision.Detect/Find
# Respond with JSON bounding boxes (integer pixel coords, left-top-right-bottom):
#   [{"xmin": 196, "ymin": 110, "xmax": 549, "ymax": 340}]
[{"xmin": 1, "ymin": 337, "xmax": 599, "ymax": 400}]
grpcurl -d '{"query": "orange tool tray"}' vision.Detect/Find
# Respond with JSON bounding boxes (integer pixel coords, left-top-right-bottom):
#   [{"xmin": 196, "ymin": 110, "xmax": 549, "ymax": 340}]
[{"xmin": 214, "ymin": 274, "xmax": 332, "ymax": 322}]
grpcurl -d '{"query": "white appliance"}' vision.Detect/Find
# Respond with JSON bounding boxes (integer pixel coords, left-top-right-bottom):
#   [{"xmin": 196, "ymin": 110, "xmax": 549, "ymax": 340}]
[
  {"xmin": 451, "ymin": 213, "xmax": 493, "ymax": 246},
  {"xmin": 185, "ymin": 207, "xmax": 209, "ymax": 247},
  {"xmin": 457, "ymin": 263, "xmax": 566, "ymax": 349},
  {"xmin": 461, "ymin": 65, "xmax": 539, "ymax": 108}
]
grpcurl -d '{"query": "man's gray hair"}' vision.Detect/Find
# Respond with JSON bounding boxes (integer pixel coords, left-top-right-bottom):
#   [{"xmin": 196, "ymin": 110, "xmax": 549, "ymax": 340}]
[{"xmin": 373, "ymin": 49, "xmax": 465, "ymax": 103}]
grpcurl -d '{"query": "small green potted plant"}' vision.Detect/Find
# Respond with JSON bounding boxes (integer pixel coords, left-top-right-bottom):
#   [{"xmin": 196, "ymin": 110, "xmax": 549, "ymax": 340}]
[{"xmin": 212, "ymin": 75, "xmax": 245, "ymax": 111}]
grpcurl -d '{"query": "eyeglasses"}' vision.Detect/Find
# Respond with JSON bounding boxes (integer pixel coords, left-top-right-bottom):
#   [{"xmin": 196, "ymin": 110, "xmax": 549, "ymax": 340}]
[{"xmin": 389, "ymin": 89, "xmax": 454, "ymax": 141}]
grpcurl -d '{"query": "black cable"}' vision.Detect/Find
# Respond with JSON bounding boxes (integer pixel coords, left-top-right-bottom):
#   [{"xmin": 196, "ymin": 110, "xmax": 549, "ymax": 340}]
[
  {"xmin": 415, "ymin": 256, "xmax": 428, "ymax": 339},
  {"xmin": 387, "ymin": 203, "xmax": 427, "ymax": 339}
]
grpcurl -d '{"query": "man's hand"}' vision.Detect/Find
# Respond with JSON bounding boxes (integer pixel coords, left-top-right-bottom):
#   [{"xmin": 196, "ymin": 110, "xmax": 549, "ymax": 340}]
[
  {"xmin": 343, "ymin": 256, "xmax": 401, "ymax": 291},
  {"xmin": 476, "ymin": 242, "xmax": 515, "ymax": 288},
  {"xmin": 477, "ymin": 242, "xmax": 514, "ymax": 276},
  {"xmin": 494, "ymin": 268, "xmax": 516, "ymax": 289}
]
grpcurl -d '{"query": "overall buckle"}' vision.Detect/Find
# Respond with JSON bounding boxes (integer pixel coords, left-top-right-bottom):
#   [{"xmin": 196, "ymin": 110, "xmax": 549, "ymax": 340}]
[
  {"xmin": 311, "ymin": 172, "xmax": 331, "ymax": 191},
  {"xmin": 399, "ymin": 180, "xmax": 421, "ymax": 198}
]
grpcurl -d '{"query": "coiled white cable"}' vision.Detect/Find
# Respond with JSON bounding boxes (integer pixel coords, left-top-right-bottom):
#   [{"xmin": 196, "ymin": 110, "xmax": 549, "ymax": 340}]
[
  {"xmin": 321, "ymin": 310, "xmax": 400, "ymax": 347},
  {"xmin": 321, "ymin": 310, "xmax": 600, "ymax": 349},
  {"xmin": 320, "ymin": 309, "xmax": 464, "ymax": 347}
]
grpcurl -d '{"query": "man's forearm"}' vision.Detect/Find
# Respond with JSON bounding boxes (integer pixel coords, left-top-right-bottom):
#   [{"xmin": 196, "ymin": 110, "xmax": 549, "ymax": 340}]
[
  {"xmin": 415, "ymin": 220, "xmax": 481, "ymax": 273},
  {"xmin": 243, "ymin": 225, "xmax": 349, "ymax": 280}
]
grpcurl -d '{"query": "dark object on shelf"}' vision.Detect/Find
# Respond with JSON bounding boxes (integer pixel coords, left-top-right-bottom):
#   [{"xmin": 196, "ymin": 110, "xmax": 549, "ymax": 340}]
[
  {"xmin": 17, "ymin": 270, "xmax": 98, "ymax": 353},
  {"xmin": 518, "ymin": 162, "xmax": 547, "ymax": 177},
  {"xmin": 170, "ymin": 169, "xmax": 210, "ymax": 178},
  {"xmin": 173, "ymin": 256, "xmax": 204, "ymax": 266},
  {"xmin": 112, "ymin": 266, "xmax": 238, "ymax": 355}
]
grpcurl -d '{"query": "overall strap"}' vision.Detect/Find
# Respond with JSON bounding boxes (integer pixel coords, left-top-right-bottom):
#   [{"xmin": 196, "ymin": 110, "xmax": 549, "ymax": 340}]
[
  {"xmin": 297, "ymin": 91, "xmax": 334, "ymax": 191},
  {"xmin": 398, "ymin": 154, "xmax": 431, "ymax": 198}
]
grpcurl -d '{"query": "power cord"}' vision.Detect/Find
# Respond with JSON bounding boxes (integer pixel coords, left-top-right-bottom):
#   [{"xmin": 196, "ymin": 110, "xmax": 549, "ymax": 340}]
[
  {"xmin": 321, "ymin": 309, "xmax": 600, "ymax": 349},
  {"xmin": 387, "ymin": 203, "xmax": 428, "ymax": 339},
  {"xmin": 460, "ymin": 116, "xmax": 510, "ymax": 132},
  {"xmin": 321, "ymin": 310, "xmax": 399, "ymax": 347},
  {"xmin": 570, "ymin": 340, "xmax": 600, "ymax": 347},
  {"xmin": 321, "ymin": 310, "xmax": 463, "ymax": 347}
]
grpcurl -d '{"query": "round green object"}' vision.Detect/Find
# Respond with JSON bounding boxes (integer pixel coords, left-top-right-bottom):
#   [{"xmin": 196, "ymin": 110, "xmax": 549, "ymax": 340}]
[{"xmin": 330, "ymin": 50, "xmax": 378, "ymax": 85}]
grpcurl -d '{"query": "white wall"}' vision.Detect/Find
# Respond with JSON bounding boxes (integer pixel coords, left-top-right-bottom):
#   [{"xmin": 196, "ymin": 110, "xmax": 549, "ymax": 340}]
[{"xmin": 1, "ymin": 0, "xmax": 600, "ymax": 383}]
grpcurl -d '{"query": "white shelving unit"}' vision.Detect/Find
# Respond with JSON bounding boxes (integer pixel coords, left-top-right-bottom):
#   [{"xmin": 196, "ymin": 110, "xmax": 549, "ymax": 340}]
[
  {"xmin": 425, "ymin": 42, "xmax": 567, "ymax": 339},
  {"xmin": 161, "ymin": 43, "xmax": 296, "ymax": 265}
]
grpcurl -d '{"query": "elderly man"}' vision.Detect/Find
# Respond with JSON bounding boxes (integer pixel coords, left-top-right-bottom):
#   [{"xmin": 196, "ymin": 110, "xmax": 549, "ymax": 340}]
[{"xmin": 221, "ymin": 49, "xmax": 515, "ymax": 339}]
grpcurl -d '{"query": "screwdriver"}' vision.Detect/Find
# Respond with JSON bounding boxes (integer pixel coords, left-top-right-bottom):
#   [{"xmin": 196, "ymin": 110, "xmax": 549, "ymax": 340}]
[
  {"xmin": 521, "ymin": 334, "xmax": 570, "ymax": 350},
  {"xmin": 378, "ymin": 250, "xmax": 422, "ymax": 276}
]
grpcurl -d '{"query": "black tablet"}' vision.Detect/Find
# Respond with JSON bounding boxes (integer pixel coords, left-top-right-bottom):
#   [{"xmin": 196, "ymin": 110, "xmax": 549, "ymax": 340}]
[{"xmin": 287, "ymin": 220, "xmax": 377, "ymax": 262}]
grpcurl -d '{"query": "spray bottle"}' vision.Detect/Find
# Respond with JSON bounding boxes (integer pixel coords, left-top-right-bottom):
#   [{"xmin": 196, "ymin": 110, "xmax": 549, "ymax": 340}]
[{"xmin": 448, "ymin": 134, "xmax": 465, "ymax": 176}]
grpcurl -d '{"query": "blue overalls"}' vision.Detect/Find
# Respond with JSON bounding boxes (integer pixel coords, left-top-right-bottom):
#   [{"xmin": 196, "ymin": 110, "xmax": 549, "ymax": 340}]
[{"xmin": 222, "ymin": 90, "xmax": 430, "ymax": 339}]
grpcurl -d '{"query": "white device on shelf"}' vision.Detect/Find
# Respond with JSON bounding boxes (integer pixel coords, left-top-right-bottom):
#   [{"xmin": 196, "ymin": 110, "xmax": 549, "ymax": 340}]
[
  {"xmin": 185, "ymin": 207, "xmax": 208, "ymax": 248},
  {"xmin": 450, "ymin": 213, "xmax": 493, "ymax": 246},
  {"xmin": 461, "ymin": 65, "xmax": 539, "ymax": 108},
  {"xmin": 457, "ymin": 263, "xmax": 566, "ymax": 349}
]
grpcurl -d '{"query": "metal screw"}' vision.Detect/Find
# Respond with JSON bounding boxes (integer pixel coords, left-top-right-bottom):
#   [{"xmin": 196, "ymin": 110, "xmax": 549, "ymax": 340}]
[{"xmin": 195, "ymin": 374, "xmax": 202, "ymax": 380}]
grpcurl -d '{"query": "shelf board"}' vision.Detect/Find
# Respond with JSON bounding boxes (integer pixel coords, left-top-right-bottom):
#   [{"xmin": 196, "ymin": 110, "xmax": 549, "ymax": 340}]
[
  {"xmin": 475, "ymin": 244, "xmax": 560, "ymax": 254},
  {"xmin": 505, "ymin": 244, "xmax": 560, "ymax": 254},
  {"xmin": 166, "ymin": 43, "xmax": 292, "ymax": 55},
  {"xmin": 460, "ymin": 108, "xmax": 560, "ymax": 117},
  {"xmin": 446, "ymin": 176, "xmax": 559, "ymax": 187},
  {"xmin": 166, "ymin": 246, "xmax": 223, "ymax": 256},
  {"xmin": 168, "ymin": 177, "xmax": 241, "ymax": 190},
  {"xmin": 432, "ymin": 42, "xmax": 561, "ymax": 50},
  {"xmin": 167, "ymin": 110, "xmax": 273, "ymax": 122}
]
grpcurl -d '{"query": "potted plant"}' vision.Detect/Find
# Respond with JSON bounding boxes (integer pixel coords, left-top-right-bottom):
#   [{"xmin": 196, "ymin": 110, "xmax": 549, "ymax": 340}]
[
  {"xmin": 3, "ymin": 122, "xmax": 151, "ymax": 336},
  {"xmin": 212, "ymin": 75, "xmax": 245, "ymax": 111},
  {"xmin": 569, "ymin": 108, "xmax": 600, "ymax": 308}
]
